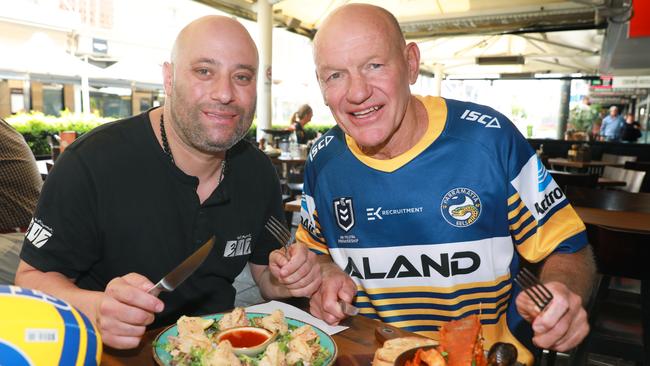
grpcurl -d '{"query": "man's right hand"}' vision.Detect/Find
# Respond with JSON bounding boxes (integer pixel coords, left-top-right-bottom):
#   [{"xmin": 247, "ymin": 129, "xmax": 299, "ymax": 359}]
[
  {"xmin": 309, "ymin": 259, "xmax": 357, "ymax": 325},
  {"xmin": 96, "ymin": 273, "xmax": 164, "ymax": 349}
]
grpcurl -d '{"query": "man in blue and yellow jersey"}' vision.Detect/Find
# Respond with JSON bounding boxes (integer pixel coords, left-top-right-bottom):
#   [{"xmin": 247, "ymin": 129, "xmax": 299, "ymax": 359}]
[{"xmin": 294, "ymin": 4, "xmax": 595, "ymax": 365}]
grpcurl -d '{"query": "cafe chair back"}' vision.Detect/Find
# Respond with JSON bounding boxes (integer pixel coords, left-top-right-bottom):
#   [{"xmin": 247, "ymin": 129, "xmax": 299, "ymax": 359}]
[
  {"xmin": 601, "ymin": 153, "xmax": 637, "ymax": 165},
  {"xmin": 622, "ymin": 169, "xmax": 646, "ymax": 193},
  {"xmin": 565, "ymin": 186, "xmax": 650, "ymax": 365},
  {"xmin": 623, "ymin": 161, "xmax": 650, "ymax": 193}
]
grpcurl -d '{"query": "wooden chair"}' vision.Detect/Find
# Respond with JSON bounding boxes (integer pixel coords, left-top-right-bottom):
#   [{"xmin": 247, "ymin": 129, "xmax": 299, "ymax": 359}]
[
  {"xmin": 602, "ymin": 166, "xmax": 626, "ymax": 181},
  {"xmin": 571, "ymin": 225, "xmax": 648, "ymax": 365},
  {"xmin": 622, "ymin": 170, "xmax": 646, "ymax": 193},
  {"xmin": 565, "ymin": 187, "xmax": 650, "ymax": 365},
  {"xmin": 624, "ymin": 161, "xmax": 650, "ymax": 193},
  {"xmin": 602, "ymin": 167, "xmax": 647, "ymax": 193},
  {"xmin": 602, "ymin": 153, "xmax": 637, "ymax": 164}
]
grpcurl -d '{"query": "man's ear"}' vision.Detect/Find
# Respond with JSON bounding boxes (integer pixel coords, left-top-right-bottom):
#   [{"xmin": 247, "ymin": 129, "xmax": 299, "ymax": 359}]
[
  {"xmin": 163, "ymin": 62, "xmax": 173, "ymax": 96},
  {"xmin": 405, "ymin": 42, "xmax": 420, "ymax": 85}
]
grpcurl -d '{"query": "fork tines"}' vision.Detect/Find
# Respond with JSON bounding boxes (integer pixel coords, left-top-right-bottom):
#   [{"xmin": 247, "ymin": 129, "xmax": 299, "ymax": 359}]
[
  {"xmin": 264, "ymin": 216, "xmax": 291, "ymax": 254},
  {"xmin": 513, "ymin": 267, "xmax": 554, "ymax": 311}
]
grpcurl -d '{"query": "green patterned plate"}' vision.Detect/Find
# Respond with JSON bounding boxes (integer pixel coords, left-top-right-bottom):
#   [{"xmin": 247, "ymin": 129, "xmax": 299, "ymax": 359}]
[{"xmin": 152, "ymin": 312, "xmax": 337, "ymax": 365}]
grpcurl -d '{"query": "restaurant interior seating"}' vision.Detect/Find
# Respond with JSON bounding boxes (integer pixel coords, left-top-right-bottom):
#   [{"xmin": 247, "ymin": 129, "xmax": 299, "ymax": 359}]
[
  {"xmin": 624, "ymin": 161, "xmax": 650, "ymax": 193},
  {"xmin": 549, "ymin": 170, "xmax": 598, "ymax": 192},
  {"xmin": 565, "ymin": 187, "xmax": 650, "ymax": 365},
  {"xmin": 601, "ymin": 153, "xmax": 638, "ymax": 165},
  {"xmin": 623, "ymin": 170, "xmax": 647, "ymax": 193},
  {"xmin": 602, "ymin": 166, "xmax": 647, "ymax": 193}
]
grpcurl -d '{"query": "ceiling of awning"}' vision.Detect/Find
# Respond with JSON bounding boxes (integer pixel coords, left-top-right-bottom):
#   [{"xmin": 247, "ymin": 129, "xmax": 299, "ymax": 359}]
[{"xmin": 194, "ymin": 0, "xmax": 648, "ymax": 78}]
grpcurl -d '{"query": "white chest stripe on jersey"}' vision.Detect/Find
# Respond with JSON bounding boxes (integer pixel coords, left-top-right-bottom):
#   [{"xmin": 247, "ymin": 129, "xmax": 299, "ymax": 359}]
[{"xmin": 328, "ymin": 236, "xmax": 514, "ymax": 289}]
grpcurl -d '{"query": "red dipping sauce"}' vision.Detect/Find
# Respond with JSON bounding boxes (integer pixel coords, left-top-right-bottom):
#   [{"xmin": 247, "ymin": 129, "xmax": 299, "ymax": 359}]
[{"xmin": 219, "ymin": 328, "xmax": 270, "ymax": 348}]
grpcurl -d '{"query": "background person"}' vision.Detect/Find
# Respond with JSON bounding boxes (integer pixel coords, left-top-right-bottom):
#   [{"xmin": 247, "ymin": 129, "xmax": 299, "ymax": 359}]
[
  {"xmin": 286, "ymin": 4, "xmax": 595, "ymax": 365},
  {"xmin": 621, "ymin": 113, "xmax": 641, "ymax": 143},
  {"xmin": 599, "ymin": 106, "xmax": 624, "ymax": 141},
  {"xmin": 15, "ymin": 15, "xmax": 319, "ymax": 350},
  {"xmin": 288, "ymin": 104, "xmax": 313, "ymax": 144},
  {"xmin": 0, "ymin": 119, "xmax": 43, "ymax": 284}
]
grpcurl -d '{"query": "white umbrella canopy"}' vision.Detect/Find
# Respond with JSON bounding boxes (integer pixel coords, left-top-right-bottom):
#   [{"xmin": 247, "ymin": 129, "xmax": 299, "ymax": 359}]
[
  {"xmin": 198, "ymin": 0, "xmax": 622, "ymax": 77},
  {"xmin": 100, "ymin": 55, "xmax": 165, "ymax": 87},
  {"xmin": 2, "ymin": 32, "xmax": 107, "ymax": 79},
  {"xmin": 274, "ymin": 0, "xmax": 577, "ymax": 29},
  {"xmin": 272, "ymin": 0, "xmax": 604, "ymax": 77},
  {"xmin": 416, "ymin": 29, "xmax": 603, "ymax": 77}
]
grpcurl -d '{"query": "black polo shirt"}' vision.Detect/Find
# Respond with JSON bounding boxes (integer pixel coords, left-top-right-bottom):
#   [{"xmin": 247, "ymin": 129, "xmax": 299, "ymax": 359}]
[{"xmin": 21, "ymin": 111, "xmax": 283, "ymax": 328}]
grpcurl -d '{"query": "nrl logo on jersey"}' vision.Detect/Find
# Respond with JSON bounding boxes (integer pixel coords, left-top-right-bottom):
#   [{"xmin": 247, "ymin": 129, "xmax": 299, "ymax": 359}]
[
  {"xmin": 333, "ymin": 197, "xmax": 355, "ymax": 232},
  {"xmin": 460, "ymin": 109, "xmax": 501, "ymax": 128}
]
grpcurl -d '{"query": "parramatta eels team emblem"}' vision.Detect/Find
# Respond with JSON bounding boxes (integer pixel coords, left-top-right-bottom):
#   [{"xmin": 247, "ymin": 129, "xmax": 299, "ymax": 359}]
[{"xmin": 440, "ymin": 188, "xmax": 482, "ymax": 227}]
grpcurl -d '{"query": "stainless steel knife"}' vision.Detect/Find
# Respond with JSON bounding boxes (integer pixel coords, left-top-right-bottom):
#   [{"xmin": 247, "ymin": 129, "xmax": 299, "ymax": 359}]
[{"xmin": 148, "ymin": 236, "xmax": 215, "ymax": 294}]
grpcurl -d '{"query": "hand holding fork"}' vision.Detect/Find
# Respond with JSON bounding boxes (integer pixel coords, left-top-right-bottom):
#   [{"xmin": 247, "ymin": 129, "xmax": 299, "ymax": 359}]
[
  {"xmin": 266, "ymin": 216, "xmax": 322, "ymax": 298},
  {"xmin": 513, "ymin": 267, "xmax": 553, "ymax": 313},
  {"xmin": 513, "ymin": 267, "xmax": 590, "ymax": 352},
  {"xmin": 265, "ymin": 216, "xmax": 358, "ymax": 316}
]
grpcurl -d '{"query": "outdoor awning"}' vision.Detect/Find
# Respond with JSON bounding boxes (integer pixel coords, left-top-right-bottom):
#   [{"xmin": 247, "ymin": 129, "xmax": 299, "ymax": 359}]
[
  {"xmin": 1, "ymin": 32, "xmax": 107, "ymax": 79},
  {"xmin": 195, "ymin": 0, "xmax": 647, "ymax": 78}
]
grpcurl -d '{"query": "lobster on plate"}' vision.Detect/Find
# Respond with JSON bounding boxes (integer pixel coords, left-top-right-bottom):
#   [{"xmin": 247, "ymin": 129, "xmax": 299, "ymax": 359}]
[{"xmin": 402, "ymin": 314, "xmax": 518, "ymax": 366}]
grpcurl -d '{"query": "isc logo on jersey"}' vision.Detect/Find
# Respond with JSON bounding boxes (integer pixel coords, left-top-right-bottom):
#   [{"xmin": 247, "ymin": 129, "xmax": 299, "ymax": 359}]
[
  {"xmin": 309, "ymin": 135, "xmax": 334, "ymax": 161},
  {"xmin": 460, "ymin": 109, "xmax": 501, "ymax": 128},
  {"xmin": 0, "ymin": 285, "xmax": 102, "ymax": 366}
]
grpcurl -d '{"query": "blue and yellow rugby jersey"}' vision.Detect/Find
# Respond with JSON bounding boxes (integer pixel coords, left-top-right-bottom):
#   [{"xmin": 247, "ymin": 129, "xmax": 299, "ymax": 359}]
[{"xmin": 296, "ymin": 96, "xmax": 587, "ymax": 365}]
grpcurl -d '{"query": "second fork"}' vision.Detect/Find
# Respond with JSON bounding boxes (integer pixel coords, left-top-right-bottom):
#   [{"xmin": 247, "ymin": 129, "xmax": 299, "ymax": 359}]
[{"xmin": 265, "ymin": 215, "xmax": 292, "ymax": 256}]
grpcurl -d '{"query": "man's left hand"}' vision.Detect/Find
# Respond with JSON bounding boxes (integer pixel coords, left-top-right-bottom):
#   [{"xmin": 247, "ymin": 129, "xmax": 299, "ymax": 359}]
[
  {"xmin": 515, "ymin": 281, "xmax": 589, "ymax": 352},
  {"xmin": 268, "ymin": 242, "xmax": 321, "ymax": 297}
]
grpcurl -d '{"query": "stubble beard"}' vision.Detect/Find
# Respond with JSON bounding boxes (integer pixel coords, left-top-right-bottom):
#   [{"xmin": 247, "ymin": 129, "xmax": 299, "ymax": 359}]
[{"xmin": 169, "ymin": 91, "xmax": 256, "ymax": 154}]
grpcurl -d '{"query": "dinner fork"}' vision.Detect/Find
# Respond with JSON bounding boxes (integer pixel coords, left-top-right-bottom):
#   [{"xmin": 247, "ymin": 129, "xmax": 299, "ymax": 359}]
[
  {"xmin": 265, "ymin": 215, "xmax": 361, "ymax": 316},
  {"xmin": 513, "ymin": 267, "xmax": 554, "ymax": 311},
  {"xmin": 265, "ymin": 215, "xmax": 292, "ymax": 255}
]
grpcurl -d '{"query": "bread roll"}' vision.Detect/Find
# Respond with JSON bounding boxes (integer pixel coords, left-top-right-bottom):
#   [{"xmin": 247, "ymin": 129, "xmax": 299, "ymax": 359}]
[{"xmin": 372, "ymin": 336, "xmax": 438, "ymax": 365}]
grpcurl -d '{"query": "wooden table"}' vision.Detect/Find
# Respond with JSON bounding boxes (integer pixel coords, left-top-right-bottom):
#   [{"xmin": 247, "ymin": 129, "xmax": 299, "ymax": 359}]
[
  {"xmin": 271, "ymin": 157, "xmax": 307, "ymax": 165},
  {"xmin": 573, "ymin": 206, "xmax": 650, "ymax": 234},
  {"xmin": 101, "ymin": 306, "xmax": 412, "ymax": 365},
  {"xmin": 547, "ymin": 158, "xmax": 623, "ymax": 175},
  {"xmin": 271, "ymin": 157, "xmax": 307, "ymax": 192},
  {"xmin": 595, "ymin": 177, "xmax": 627, "ymax": 188},
  {"xmin": 285, "ymin": 198, "xmax": 301, "ymax": 213},
  {"xmin": 574, "ymin": 200, "xmax": 650, "ymax": 365}
]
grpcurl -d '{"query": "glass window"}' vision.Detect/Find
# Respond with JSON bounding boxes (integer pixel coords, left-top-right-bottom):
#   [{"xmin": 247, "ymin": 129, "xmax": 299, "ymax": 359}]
[
  {"xmin": 10, "ymin": 88, "xmax": 25, "ymax": 114},
  {"xmin": 43, "ymin": 83, "xmax": 64, "ymax": 117},
  {"xmin": 90, "ymin": 90, "xmax": 132, "ymax": 118},
  {"xmin": 442, "ymin": 79, "xmax": 564, "ymax": 139}
]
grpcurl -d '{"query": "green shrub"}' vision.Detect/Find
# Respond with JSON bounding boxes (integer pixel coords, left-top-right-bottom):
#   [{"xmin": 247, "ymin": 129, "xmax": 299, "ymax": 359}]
[
  {"xmin": 244, "ymin": 123, "xmax": 334, "ymax": 142},
  {"xmin": 7, "ymin": 111, "xmax": 114, "ymax": 157},
  {"xmin": 9, "ymin": 111, "xmax": 335, "ymax": 157}
]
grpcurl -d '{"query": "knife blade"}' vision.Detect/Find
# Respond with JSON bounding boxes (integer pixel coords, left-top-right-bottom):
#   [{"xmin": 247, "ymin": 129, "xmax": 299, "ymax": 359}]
[{"xmin": 148, "ymin": 236, "xmax": 215, "ymax": 294}]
